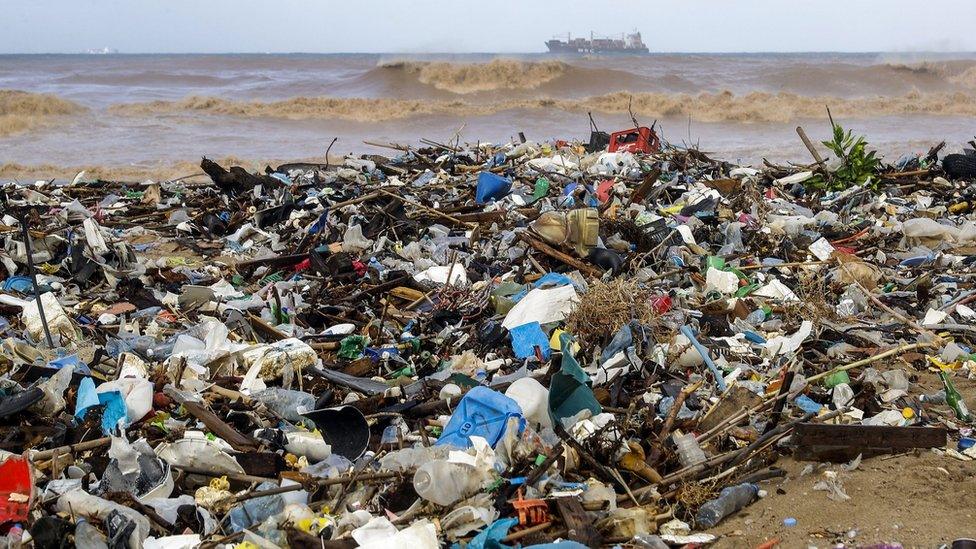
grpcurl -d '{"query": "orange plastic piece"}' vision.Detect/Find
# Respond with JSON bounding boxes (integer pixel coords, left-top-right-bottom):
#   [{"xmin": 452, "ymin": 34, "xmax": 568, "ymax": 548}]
[{"xmin": 510, "ymin": 489, "xmax": 549, "ymax": 526}]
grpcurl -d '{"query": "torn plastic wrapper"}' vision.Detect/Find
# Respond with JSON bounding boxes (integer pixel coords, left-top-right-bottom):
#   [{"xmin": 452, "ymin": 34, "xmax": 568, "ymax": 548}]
[
  {"xmin": 502, "ymin": 284, "xmax": 579, "ymax": 330},
  {"xmin": 75, "ymin": 377, "xmax": 129, "ymax": 435},
  {"xmin": 155, "ymin": 437, "xmax": 245, "ymax": 476}
]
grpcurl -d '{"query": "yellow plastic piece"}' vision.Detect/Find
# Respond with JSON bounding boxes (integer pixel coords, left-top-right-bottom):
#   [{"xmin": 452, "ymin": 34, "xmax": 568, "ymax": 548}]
[{"xmin": 549, "ymin": 329, "xmax": 580, "ymax": 352}]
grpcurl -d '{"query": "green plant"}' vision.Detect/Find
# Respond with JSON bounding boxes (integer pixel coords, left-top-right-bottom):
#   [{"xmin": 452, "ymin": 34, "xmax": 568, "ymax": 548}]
[{"xmin": 807, "ymin": 119, "xmax": 880, "ymax": 193}]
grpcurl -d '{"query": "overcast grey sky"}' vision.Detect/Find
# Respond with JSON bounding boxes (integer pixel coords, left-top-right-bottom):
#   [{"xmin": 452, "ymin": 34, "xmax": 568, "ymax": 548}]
[{"xmin": 2, "ymin": 0, "xmax": 975, "ymax": 54}]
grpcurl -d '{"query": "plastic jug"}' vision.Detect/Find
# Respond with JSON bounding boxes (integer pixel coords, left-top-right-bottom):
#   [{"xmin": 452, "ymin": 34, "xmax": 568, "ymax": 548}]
[
  {"xmin": 565, "ymin": 208, "xmax": 599, "ymax": 257},
  {"xmin": 435, "ymin": 386, "xmax": 525, "ymax": 449}
]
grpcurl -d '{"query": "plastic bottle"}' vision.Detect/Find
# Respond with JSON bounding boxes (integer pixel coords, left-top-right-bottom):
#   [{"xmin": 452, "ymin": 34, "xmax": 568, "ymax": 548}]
[
  {"xmin": 745, "ymin": 309, "xmax": 766, "ymax": 325},
  {"xmin": 228, "ymin": 482, "xmax": 285, "ymax": 532},
  {"xmin": 413, "ymin": 460, "xmax": 486, "ymax": 506},
  {"xmin": 672, "ymin": 433, "xmax": 706, "ymax": 468},
  {"xmin": 920, "ymin": 389, "xmax": 947, "ymax": 405},
  {"xmin": 74, "ymin": 519, "xmax": 108, "ymax": 549},
  {"xmin": 631, "ymin": 534, "xmax": 669, "ymax": 549},
  {"xmin": 695, "ymin": 483, "xmax": 759, "ymax": 528}
]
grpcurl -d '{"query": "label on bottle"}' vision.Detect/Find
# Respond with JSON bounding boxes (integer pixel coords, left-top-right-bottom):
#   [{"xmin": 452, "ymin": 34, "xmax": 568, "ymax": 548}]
[{"xmin": 958, "ymin": 400, "xmax": 970, "ymax": 420}]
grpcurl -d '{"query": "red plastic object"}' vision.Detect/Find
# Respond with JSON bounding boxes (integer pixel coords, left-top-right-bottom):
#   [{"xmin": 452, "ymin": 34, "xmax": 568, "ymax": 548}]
[
  {"xmin": 651, "ymin": 295, "xmax": 672, "ymax": 315},
  {"xmin": 608, "ymin": 126, "xmax": 660, "ymax": 154},
  {"xmin": 0, "ymin": 456, "xmax": 33, "ymax": 525},
  {"xmin": 595, "ymin": 179, "xmax": 615, "ymax": 203}
]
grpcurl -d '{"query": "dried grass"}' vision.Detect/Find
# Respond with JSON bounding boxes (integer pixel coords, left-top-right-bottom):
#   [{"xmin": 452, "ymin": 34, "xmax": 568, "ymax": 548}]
[
  {"xmin": 565, "ymin": 278, "xmax": 658, "ymax": 348},
  {"xmin": 675, "ymin": 480, "xmax": 720, "ymax": 522},
  {"xmin": 783, "ymin": 269, "xmax": 835, "ymax": 325}
]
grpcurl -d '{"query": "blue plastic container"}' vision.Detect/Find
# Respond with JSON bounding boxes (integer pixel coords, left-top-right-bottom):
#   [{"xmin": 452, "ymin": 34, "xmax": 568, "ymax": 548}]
[
  {"xmin": 436, "ymin": 386, "xmax": 525, "ymax": 449},
  {"xmin": 475, "ymin": 172, "xmax": 512, "ymax": 204}
]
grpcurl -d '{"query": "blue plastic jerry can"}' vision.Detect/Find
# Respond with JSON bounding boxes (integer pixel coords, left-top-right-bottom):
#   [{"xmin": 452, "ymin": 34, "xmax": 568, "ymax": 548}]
[
  {"xmin": 476, "ymin": 172, "xmax": 512, "ymax": 204},
  {"xmin": 436, "ymin": 386, "xmax": 525, "ymax": 449}
]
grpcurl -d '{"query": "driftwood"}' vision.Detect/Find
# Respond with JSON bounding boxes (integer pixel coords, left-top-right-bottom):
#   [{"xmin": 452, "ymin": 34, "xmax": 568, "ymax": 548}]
[{"xmin": 518, "ymin": 231, "xmax": 603, "ymax": 278}]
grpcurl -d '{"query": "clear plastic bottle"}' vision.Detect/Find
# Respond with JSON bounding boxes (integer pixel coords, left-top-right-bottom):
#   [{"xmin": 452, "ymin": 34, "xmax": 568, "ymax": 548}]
[
  {"xmin": 745, "ymin": 309, "xmax": 766, "ymax": 325},
  {"xmin": 412, "ymin": 460, "xmax": 486, "ymax": 506},
  {"xmin": 74, "ymin": 519, "xmax": 108, "ymax": 549},
  {"xmin": 695, "ymin": 483, "xmax": 759, "ymax": 528},
  {"xmin": 920, "ymin": 389, "xmax": 947, "ymax": 405},
  {"xmin": 672, "ymin": 433, "xmax": 706, "ymax": 468}
]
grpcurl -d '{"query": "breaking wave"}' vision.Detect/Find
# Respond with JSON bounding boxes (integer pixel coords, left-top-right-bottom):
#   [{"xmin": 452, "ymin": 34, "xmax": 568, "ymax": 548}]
[
  {"xmin": 0, "ymin": 90, "xmax": 85, "ymax": 136},
  {"xmin": 377, "ymin": 59, "xmax": 569, "ymax": 94},
  {"xmin": 109, "ymin": 89, "xmax": 976, "ymax": 123},
  {"xmin": 369, "ymin": 59, "xmax": 647, "ymax": 96},
  {"xmin": 884, "ymin": 60, "xmax": 976, "ymax": 89}
]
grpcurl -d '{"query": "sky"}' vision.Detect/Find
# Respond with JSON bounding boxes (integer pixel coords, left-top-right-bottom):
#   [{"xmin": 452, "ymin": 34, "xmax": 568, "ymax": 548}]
[{"xmin": 2, "ymin": 0, "xmax": 975, "ymax": 54}]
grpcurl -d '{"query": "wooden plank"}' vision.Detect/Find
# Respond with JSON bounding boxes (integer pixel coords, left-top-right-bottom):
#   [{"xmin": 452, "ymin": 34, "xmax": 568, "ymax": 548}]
[
  {"xmin": 794, "ymin": 423, "xmax": 947, "ymax": 462},
  {"xmin": 248, "ymin": 312, "xmax": 288, "ymax": 342},
  {"xmin": 554, "ymin": 497, "xmax": 601, "ymax": 547}
]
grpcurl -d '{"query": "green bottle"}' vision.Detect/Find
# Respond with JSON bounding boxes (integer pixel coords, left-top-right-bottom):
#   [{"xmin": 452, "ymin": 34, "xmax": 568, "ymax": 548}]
[{"xmin": 939, "ymin": 370, "xmax": 971, "ymax": 422}]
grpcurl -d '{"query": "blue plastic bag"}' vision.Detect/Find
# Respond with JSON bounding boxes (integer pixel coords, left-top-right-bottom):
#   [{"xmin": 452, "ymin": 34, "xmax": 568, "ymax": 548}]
[
  {"xmin": 459, "ymin": 518, "xmax": 517, "ymax": 549},
  {"xmin": 510, "ymin": 321, "xmax": 550, "ymax": 360},
  {"xmin": 794, "ymin": 394, "xmax": 823, "ymax": 414},
  {"xmin": 75, "ymin": 377, "xmax": 129, "ymax": 435}
]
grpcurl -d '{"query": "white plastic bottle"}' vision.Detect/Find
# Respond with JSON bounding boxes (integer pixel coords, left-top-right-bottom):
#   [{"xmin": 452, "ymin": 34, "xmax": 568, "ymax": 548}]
[{"xmin": 412, "ymin": 460, "xmax": 486, "ymax": 506}]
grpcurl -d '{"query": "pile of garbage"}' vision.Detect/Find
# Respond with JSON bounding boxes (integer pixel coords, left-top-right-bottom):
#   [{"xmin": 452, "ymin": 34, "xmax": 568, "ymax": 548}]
[{"xmin": 0, "ymin": 122, "xmax": 975, "ymax": 548}]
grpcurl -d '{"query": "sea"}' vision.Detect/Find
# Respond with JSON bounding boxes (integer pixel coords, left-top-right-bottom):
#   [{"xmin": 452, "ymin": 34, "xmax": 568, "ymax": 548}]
[{"xmin": 3, "ymin": 52, "xmax": 976, "ymax": 177}]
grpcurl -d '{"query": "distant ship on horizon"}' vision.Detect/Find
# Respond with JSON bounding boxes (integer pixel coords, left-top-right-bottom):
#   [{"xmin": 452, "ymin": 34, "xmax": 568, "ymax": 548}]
[
  {"xmin": 545, "ymin": 30, "xmax": 649, "ymax": 54},
  {"xmin": 85, "ymin": 47, "xmax": 118, "ymax": 55}
]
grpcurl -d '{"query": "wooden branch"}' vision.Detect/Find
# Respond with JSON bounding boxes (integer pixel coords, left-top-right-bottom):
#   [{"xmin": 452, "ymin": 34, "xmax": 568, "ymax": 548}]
[{"xmin": 517, "ymin": 231, "xmax": 603, "ymax": 278}]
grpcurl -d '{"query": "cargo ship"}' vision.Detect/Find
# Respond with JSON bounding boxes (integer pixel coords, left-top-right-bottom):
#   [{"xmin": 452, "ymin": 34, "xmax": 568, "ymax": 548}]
[{"xmin": 545, "ymin": 31, "xmax": 649, "ymax": 54}]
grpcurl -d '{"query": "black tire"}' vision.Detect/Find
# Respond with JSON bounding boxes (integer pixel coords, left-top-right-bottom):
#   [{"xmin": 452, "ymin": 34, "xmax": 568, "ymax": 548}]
[{"xmin": 942, "ymin": 153, "xmax": 976, "ymax": 180}]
